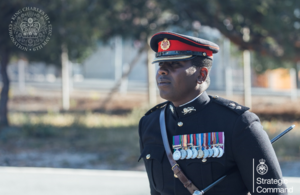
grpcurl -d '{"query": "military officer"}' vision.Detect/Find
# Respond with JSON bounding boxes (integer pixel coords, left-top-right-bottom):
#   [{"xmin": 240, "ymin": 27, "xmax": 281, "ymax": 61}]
[{"xmin": 138, "ymin": 32, "xmax": 287, "ymax": 195}]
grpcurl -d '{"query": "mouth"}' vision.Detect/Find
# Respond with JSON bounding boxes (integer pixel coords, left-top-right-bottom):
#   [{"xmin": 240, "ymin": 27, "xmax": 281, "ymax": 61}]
[{"xmin": 157, "ymin": 80, "xmax": 171, "ymax": 86}]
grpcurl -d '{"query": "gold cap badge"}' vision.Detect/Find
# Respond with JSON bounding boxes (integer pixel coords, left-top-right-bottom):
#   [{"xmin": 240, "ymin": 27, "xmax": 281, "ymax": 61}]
[{"xmin": 160, "ymin": 38, "xmax": 170, "ymax": 50}]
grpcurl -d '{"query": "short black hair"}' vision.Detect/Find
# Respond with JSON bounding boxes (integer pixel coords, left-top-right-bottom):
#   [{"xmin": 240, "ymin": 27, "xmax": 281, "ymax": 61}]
[{"xmin": 191, "ymin": 56, "xmax": 212, "ymax": 86}]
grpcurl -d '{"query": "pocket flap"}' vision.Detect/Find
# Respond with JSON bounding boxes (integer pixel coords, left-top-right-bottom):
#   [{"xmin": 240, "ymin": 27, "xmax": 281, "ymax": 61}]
[{"xmin": 138, "ymin": 145, "xmax": 165, "ymax": 162}]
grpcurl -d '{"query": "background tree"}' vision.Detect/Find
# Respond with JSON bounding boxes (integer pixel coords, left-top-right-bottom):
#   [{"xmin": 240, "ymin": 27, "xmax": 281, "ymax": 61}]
[{"xmin": 1, "ymin": 0, "xmax": 300, "ymax": 126}]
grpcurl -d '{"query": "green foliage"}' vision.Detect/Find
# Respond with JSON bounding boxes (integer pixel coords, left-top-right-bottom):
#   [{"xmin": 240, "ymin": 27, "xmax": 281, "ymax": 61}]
[
  {"xmin": 159, "ymin": 0, "xmax": 300, "ymax": 68},
  {"xmin": 1, "ymin": 0, "xmax": 300, "ymax": 69},
  {"xmin": 22, "ymin": 124, "xmax": 58, "ymax": 138}
]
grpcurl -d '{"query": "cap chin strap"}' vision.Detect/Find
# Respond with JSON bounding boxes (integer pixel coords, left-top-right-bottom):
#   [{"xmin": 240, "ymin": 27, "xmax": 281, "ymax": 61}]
[{"xmin": 156, "ymin": 50, "xmax": 210, "ymax": 58}]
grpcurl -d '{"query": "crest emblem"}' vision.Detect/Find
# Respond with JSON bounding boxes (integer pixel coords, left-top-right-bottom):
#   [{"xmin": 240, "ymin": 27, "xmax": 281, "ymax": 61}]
[
  {"xmin": 160, "ymin": 38, "xmax": 170, "ymax": 50},
  {"xmin": 9, "ymin": 7, "xmax": 52, "ymax": 51},
  {"xmin": 256, "ymin": 159, "xmax": 268, "ymax": 175},
  {"xmin": 182, "ymin": 107, "xmax": 196, "ymax": 115}
]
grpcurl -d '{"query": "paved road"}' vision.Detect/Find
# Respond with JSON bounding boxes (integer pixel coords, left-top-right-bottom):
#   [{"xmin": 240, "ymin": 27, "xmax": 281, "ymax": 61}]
[{"xmin": 0, "ymin": 167, "xmax": 299, "ymax": 195}]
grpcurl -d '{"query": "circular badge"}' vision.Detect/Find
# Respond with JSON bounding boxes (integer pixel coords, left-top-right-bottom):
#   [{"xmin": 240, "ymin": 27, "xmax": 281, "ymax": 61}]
[
  {"xmin": 9, "ymin": 7, "xmax": 52, "ymax": 51},
  {"xmin": 256, "ymin": 159, "xmax": 268, "ymax": 175},
  {"xmin": 191, "ymin": 148, "xmax": 198, "ymax": 159},
  {"xmin": 207, "ymin": 148, "xmax": 213, "ymax": 157},
  {"xmin": 186, "ymin": 149, "xmax": 193, "ymax": 159},
  {"xmin": 197, "ymin": 149, "xmax": 204, "ymax": 159},
  {"xmin": 160, "ymin": 38, "xmax": 170, "ymax": 50},
  {"xmin": 180, "ymin": 150, "xmax": 187, "ymax": 160},
  {"xmin": 217, "ymin": 148, "xmax": 224, "ymax": 158},
  {"xmin": 203, "ymin": 149, "xmax": 209, "ymax": 159},
  {"xmin": 212, "ymin": 147, "xmax": 219, "ymax": 157},
  {"xmin": 173, "ymin": 150, "xmax": 181, "ymax": 161}
]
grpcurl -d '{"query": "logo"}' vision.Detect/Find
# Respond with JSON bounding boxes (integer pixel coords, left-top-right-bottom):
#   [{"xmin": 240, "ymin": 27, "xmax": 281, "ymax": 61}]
[
  {"xmin": 160, "ymin": 38, "xmax": 170, "ymax": 50},
  {"xmin": 8, "ymin": 7, "xmax": 52, "ymax": 51},
  {"xmin": 256, "ymin": 159, "xmax": 268, "ymax": 175}
]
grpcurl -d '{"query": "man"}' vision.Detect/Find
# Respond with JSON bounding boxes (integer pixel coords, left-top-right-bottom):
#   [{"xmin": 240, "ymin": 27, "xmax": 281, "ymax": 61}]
[{"xmin": 138, "ymin": 32, "xmax": 287, "ymax": 195}]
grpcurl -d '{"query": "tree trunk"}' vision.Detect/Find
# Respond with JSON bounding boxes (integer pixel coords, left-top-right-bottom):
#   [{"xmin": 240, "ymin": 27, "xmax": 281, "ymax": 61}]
[
  {"xmin": 99, "ymin": 45, "xmax": 147, "ymax": 109},
  {"xmin": 0, "ymin": 50, "xmax": 10, "ymax": 127}
]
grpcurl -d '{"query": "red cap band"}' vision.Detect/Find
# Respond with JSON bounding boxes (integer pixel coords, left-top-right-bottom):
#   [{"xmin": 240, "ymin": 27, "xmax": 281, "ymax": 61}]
[{"xmin": 158, "ymin": 40, "xmax": 213, "ymax": 57}]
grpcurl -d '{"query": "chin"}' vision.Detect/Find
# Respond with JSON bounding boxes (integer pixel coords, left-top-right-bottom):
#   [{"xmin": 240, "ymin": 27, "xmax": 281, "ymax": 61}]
[{"xmin": 159, "ymin": 91, "xmax": 174, "ymax": 101}]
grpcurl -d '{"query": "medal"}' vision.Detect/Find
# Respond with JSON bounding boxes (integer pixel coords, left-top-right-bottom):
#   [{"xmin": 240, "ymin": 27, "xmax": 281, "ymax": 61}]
[
  {"xmin": 212, "ymin": 132, "xmax": 219, "ymax": 157},
  {"xmin": 207, "ymin": 132, "xmax": 214, "ymax": 157},
  {"xmin": 217, "ymin": 132, "xmax": 224, "ymax": 158},
  {"xmin": 191, "ymin": 134, "xmax": 198, "ymax": 159},
  {"xmin": 197, "ymin": 133, "xmax": 204, "ymax": 159},
  {"xmin": 180, "ymin": 135, "xmax": 187, "ymax": 159},
  {"xmin": 186, "ymin": 134, "xmax": 193, "ymax": 159},
  {"xmin": 172, "ymin": 135, "xmax": 181, "ymax": 161},
  {"xmin": 202, "ymin": 133, "xmax": 209, "ymax": 162},
  {"xmin": 180, "ymin": 149, "xmax": 187, "ymax": 159}
]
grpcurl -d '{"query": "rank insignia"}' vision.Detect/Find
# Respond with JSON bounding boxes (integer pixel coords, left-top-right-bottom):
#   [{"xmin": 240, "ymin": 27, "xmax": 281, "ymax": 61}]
[
  {"xmin": 182, "ymin": 107, "xmax": 196, "ymax": 115},
  {"xmin": 160, "ymin": 38, "xmax": 170, "ymax": 50}
]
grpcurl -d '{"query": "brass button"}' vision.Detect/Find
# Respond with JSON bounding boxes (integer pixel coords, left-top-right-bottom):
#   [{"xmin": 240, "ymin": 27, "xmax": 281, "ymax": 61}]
[
  {"xmin": 146, "ymin": 154, "xmax": 151, "ymax": 159},
  {"xmin": 178, "ymin": 122, "xmax": 183, "ymax": 127},
  {"xmin": 174, "ymin": 174, "xmax": 178, "ymax": 178}
]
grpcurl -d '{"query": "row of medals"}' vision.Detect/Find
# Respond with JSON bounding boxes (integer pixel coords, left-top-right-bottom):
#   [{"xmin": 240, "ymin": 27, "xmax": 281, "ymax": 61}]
[{"xmin": 173, "ymin": 144, "xmax": 224, "ymax": 162}]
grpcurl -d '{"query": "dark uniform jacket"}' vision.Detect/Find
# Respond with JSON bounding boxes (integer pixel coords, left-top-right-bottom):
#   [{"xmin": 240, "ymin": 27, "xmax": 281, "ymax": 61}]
[{"xmin": 138, "ymin": 91, "xmax": 287, "ymax": 195}]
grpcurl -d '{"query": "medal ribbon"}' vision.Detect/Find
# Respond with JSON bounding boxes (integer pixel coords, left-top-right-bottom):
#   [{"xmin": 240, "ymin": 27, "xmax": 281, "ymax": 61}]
[
  {"xmin": 182, "ymin": 134, "xmax": 187, "ymax": 150},
  {"xmin": 193, "ymin": 134, "xmax": 197, "ymax": 146},
  {"xmin": 219, "ymin": 132, "xmax": 223, "ymax": 148},
  {"xmin": 203, "ymin": 133, "xmax": 206, "ymax": 149},
  {"xmin": 201, "ymin": 133, "xmax": 204, "ymax": 150},
  {"xmin": 207, "ymin": 133, "xmax": 211, "ymax": 149},
  {"xmin": 213, "ymin": 132, "xmax": 216, "ymax": 145},
  {"xmin": 173, "ymin": 135, "xmax": 180, "ymax": 152},
  {"xmin": 199, "ymin": 134, "xmax": 202, "ymax": 150},
  {"xmin": 189, "ymin": 134, "xmax": 193, "ymax": 146},
  {"xmin": 222, "ymin": 132, "xmax": 225, "ymax": 149}
]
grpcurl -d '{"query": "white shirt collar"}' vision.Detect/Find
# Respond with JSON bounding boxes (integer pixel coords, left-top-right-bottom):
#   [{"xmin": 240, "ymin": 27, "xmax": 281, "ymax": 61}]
[{"xmin": 179, "ymin": 93, "xmax": 202, "ymax": 107}]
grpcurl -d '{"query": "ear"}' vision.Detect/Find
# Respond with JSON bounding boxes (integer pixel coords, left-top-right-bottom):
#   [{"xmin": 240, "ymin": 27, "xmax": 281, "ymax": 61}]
[{"xmin": 197, "ymin": 67, "xmax": 208, "ymax": 84}]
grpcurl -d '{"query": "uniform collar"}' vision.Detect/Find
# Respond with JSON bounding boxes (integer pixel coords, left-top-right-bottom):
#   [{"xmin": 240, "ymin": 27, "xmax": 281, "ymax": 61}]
[{"xmin": 169, "ymin": 91, "xmax": 210, "ymax": 118}]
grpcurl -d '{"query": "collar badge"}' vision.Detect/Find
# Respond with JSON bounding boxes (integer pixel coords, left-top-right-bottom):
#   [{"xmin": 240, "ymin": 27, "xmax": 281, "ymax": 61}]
[
  {"xmin": 182, "ymin": 107, "xmax": 196, "ymax": 115},
  {"xmin": 169, "ymin": 104, "xmax": 174, "ymax": 113},
  {"xmin": 161, "ymin": 38, "xmax": 170, "ymax": 50}
]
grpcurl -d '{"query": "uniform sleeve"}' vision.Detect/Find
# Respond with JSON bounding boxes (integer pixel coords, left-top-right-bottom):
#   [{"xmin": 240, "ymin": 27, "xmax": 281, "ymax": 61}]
[
  {"xmin": 138, "ymin": 117, "xmax": 161, "ymax": 195},
  {"xmin": 231, "ymin": 111, "xmax": 288, "ymax": 195}
]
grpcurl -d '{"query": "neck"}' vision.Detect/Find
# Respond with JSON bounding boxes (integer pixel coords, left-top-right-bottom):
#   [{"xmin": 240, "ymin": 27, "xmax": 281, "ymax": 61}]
[
  {"xmin": 172, "ymin": 91, "xmax": 202, "ymax": 107},
  {"xmin": 179, "ymin": 93, "xmax": 202, "ymax": 107}
]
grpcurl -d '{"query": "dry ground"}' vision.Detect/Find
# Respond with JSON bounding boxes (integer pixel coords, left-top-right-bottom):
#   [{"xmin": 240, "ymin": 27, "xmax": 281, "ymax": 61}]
[{"xmin": 2, "ymin": 90, "xmax": 300, "ymax": 176}]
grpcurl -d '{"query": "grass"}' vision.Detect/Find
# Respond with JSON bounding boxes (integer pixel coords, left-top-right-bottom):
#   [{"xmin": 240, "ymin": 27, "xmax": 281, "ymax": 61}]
[{"xmin": 1, "ymin": 109, "xmax": 299, "ymax": 169}]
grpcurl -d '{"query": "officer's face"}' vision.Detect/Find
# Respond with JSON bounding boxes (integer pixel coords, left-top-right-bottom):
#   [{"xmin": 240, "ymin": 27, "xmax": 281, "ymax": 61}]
[{"xmin": 156, "ymin": 60, "xmax": 200, "ymax": 106}]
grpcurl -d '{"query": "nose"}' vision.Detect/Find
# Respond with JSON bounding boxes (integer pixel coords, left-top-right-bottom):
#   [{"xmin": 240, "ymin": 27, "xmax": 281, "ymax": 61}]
[{"xmin": 157, "ymin": 65, "xmax": 168, "ymax": 75}]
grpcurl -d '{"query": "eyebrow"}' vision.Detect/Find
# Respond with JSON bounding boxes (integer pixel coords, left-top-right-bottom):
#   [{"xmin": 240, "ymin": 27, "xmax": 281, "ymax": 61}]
[{"xmin": 159, "ymin": 61, "xmax": 181, "ymax": 66}]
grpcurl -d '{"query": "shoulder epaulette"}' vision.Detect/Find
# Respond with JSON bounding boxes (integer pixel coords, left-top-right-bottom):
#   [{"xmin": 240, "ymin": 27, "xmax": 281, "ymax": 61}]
[
  {"xmin": 145, "ymin": 101, "xmax": 169, "ymax": 115},
  {"xmin": 209, "ymin": 95, "xmax": 249, "ymax": 115}
]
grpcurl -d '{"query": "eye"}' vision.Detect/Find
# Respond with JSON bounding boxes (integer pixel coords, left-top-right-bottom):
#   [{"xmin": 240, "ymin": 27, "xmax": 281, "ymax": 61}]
[{"xmin": 170, "ymin": 62, "xmax": 181, "ymax": 67}]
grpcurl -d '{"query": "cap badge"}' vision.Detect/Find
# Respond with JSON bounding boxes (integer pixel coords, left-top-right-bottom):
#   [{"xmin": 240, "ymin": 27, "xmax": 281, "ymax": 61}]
[
  {"xmin": 161, "ymin": 38, "xmax": 170, "ymax": 50},
  {"xmin": 182, "ymin": 107, "xmax": 196, "ymax": 115}
]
